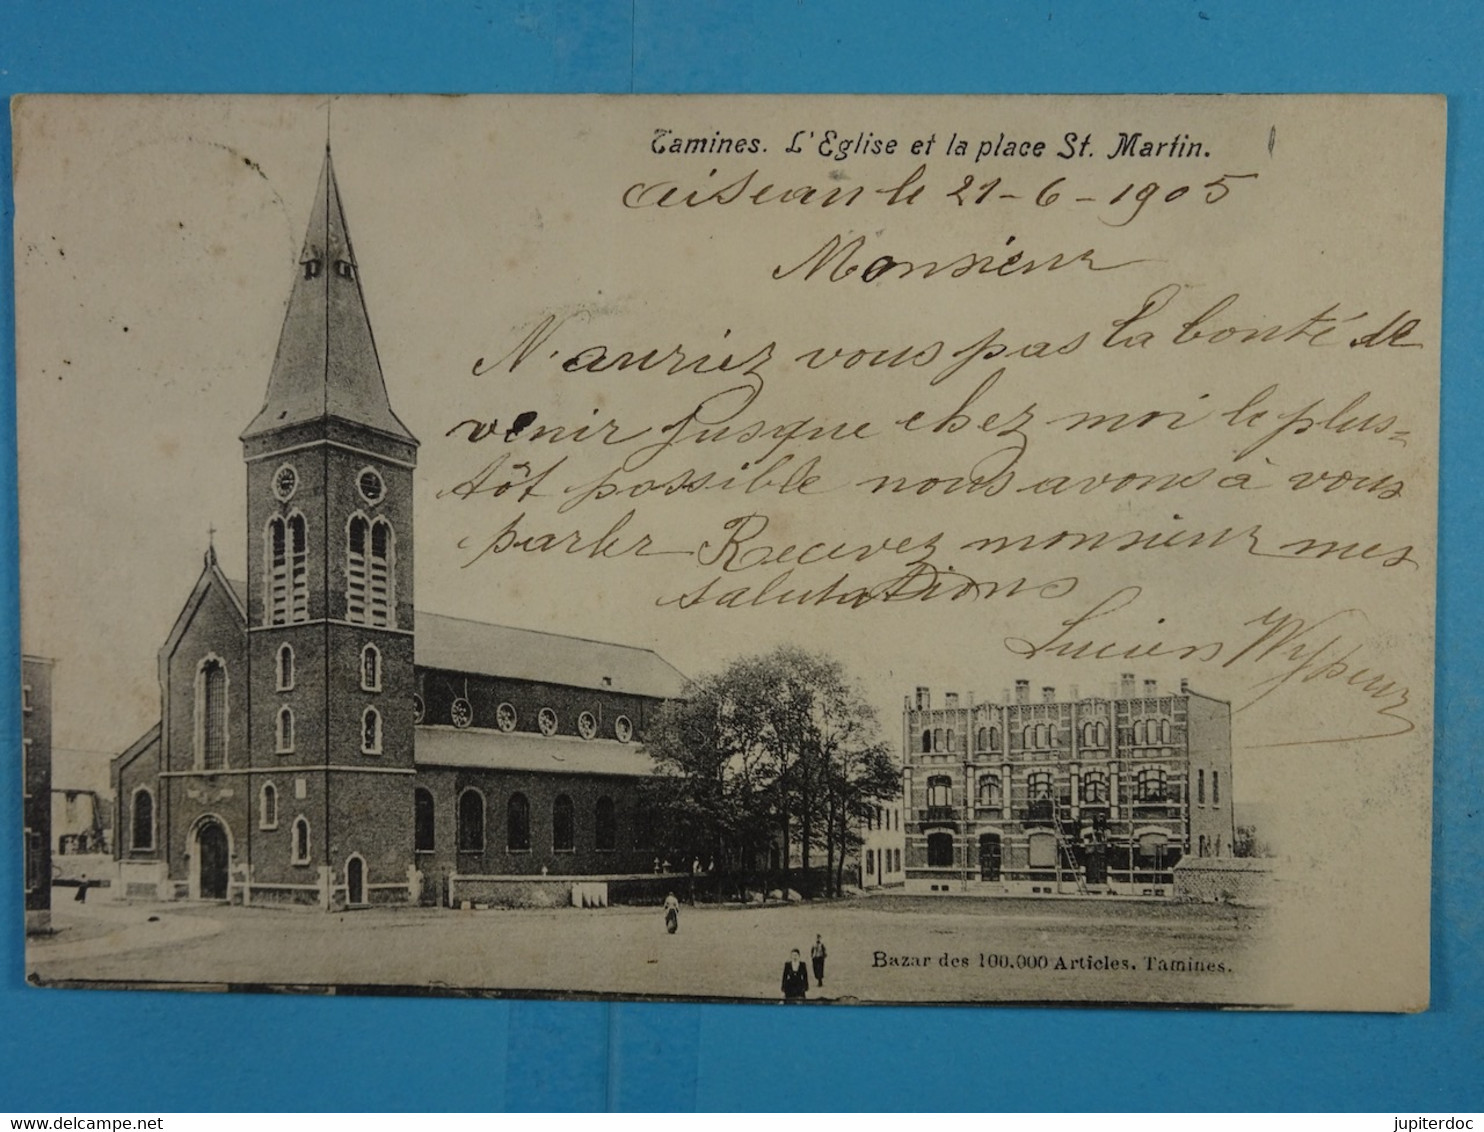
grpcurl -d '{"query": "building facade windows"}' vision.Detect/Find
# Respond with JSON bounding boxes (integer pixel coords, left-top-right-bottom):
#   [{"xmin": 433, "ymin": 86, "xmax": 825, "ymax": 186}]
[
  {"xmin": 1212, "ymin": 770, "xmax": 1220, "ymax": 805},
  {"xmin": 414, "ymin": 788, "xmax": 434, "ymax": 852},
  {"xmin": 552, "ymin": 794, "xmax": 575, "ymax": 852},
  {"xmin": 1136, "ymin": 767, "xmax": 1168, "ymax": 802},
  {"xmin": 276, "ymin": 644, "xmax": 294, "ymax": 691},
  {"xmin": 926, "ymin": 775, "xmax": 952, "ymax": 809},
  {"xmin": 1081, "ymin": 771, "xmax": 1110, "ymax": 805},
  {"xmin": 977, "ymin": 774, "xmax": 1002, "ymax": 806},
  {"xmin": 195, "ymin": 656, "xmax": 228, "ymax": 770},
  {"xmin": 131, "ymin": 787, "xmax": 155, "ymax": 850},
  {"xmin": 1197, "ymin": 768, "xmax": 1206, "ymax": 804},
  {"xmin": 507, "ymin": 793, "xmax": 530, "ymax": 851},
  {"xmin": 595, "ymin": 796, "xmax": 616, "ymax": 851},
  {"xmin": 276, "ymin": 706, "xmax": 295, "ymax": 754},
  {"xmin": 291, "ymin": 816, "xmax": 311, "ymax": 864},
  {"xmin": 1026, "ymin": 771, "xmax": 1054, "ymax": 802},
  {"xmin": 457, "ymin": 789, "xmax": 485, "ymax": 852},
  {"xmin": 259, "ymin": 783, "xmax": 278, "ymax": 830}
]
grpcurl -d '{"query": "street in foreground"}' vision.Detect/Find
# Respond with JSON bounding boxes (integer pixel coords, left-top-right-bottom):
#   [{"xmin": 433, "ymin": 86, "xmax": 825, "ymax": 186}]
[{"xmin": 30, "ymin": 892, "xmax": 1267, "ymax": 1006}]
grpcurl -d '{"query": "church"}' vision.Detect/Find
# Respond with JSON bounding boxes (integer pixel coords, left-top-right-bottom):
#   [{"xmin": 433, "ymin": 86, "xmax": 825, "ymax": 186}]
[{"xmin": 112, "ymin": 150, "xmax": 687, "ymax": 909}]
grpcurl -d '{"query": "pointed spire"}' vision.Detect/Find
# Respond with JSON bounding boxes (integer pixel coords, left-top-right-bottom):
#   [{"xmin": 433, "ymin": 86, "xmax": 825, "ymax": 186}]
[{"xmin": 242, "ymin": 148, "xmax": 415, "ymax": 444}]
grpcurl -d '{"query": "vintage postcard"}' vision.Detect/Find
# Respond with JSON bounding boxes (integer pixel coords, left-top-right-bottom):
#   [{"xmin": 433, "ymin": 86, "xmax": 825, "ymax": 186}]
[{"xmin": 16, "ymin": 94, "xmax": 1442, "ymax": 1010}]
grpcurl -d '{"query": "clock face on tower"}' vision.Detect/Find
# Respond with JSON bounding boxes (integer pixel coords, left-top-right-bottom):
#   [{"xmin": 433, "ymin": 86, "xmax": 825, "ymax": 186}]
[
  {"xmin": 273, "ymin": 464, "xmax": 298, "ymax": 501},
  {"xmin": 357, "ymin": 467, "xmax": 384, "ymax": 504}
]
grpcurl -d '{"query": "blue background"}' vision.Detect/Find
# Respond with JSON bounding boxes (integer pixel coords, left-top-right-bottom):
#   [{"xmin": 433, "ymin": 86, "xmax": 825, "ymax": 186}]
[{"xmin": 2, "ymin": 0, "xmax": 1480, "ymax": 1112}]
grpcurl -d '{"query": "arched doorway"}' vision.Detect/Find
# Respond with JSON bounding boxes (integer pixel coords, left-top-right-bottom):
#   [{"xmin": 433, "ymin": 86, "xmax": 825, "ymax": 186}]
[
  {"xmin": 345, "ymin": 855, "xmax": 366, "ymax": 907},
  {"xmin": 193, "ymin": 818, "xmax": 231, "ymax": 900}
]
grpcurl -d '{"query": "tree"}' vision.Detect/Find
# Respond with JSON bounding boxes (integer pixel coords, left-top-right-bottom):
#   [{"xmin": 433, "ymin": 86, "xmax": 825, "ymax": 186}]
[
  {"xmin": 1232, "ymin": 824, "xmax": 1273, "ymax": 858},
  {"xmin": 643, "ymin": 644, "xmax": 899, "ymax": 899}
]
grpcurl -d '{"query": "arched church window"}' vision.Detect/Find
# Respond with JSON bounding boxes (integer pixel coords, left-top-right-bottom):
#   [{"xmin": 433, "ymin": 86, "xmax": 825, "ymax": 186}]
[
  {"xmin": 276, "ymin": 706, "xmax": 294, "ymax": 754},
  {"xmin": 276, "ymin": 644, "xmax": 294, "ymax": 691},
  {"xmin": 291, "ymin": 816, "xmax": 311, "ymax": 864},
  {"xmin": 267, "ymin": 518, "xmax": 287, "ymax": 624},
  {"xmin": 259, "ymin": 783, "xmax": 278, "ymax": 830},
  {"xmin": 361, "ymin": 644, "xmax": 381, "ymax": 691},
  {"xmin": 196, "ymin": 657, "xmax": 228, "ymax": 770},
  {"xmin": 287, "ymin": 514, "xmax": 307, "ymax": 621},
  {"xmin": 347, "ymin": 516, "xmax": 368, "ymax": 623},
  {"xmin": 368, "ymin": 519, "xmax": 393, "ymax": 626},
  {"xmin": 131, "ymin": 788, "xmax": 154, "ymax": 850},
  {"xmin": 361, "ymin": 707, "xmax": 382, "ymax": 755},
  {"xmin": 266, "ymin": 515, "xmax": 307, "ymax": 625},
  {"xmin": 347, "ymin": 515, "xmax": 395, "ymax": 627}
]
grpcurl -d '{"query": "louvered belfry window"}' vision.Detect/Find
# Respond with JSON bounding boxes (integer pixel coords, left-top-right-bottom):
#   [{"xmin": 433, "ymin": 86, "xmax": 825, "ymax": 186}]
[{"xmin": 347, "ymin": 517, "xmax": 393, "ymax": 627}]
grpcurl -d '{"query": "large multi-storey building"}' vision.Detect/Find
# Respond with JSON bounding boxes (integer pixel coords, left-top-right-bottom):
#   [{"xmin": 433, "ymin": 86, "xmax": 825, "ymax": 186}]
[
  {"xmin": 901, "ymin": 674, "xmax": 1233, "ymax": 897},
  {"xmin": 111, "ymin": 150, "xmax": 686, "ymax": 909}
]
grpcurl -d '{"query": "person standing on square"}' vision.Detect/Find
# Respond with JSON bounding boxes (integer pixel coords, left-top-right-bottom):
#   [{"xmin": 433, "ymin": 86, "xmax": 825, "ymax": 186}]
[
  {"xmin": 781, "ymin": 948, "xmax": 809, "ymax": 1001},
  {"xmin": 810, "ymin": 934, "xmax": 827, "ymax": 987}
]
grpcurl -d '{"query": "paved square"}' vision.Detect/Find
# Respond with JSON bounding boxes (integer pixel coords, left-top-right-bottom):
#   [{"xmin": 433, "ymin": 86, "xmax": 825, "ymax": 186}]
[{"xmin": 30, "ymin": 893, "xmax": 1267, "ymax": 1006}]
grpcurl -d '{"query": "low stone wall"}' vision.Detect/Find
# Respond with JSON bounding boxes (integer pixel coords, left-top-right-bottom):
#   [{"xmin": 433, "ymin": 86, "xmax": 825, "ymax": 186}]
[
  {"xmin": 116, "ymin": 859, "xmax": 169, "ymax": 901},
  {"xmin": 449, "ymin": 876, "xmax": 573, "ymax": 909},
  {"xmin": 1173, "ymin": 857, "xmax": 1275, "ymax": 906}
]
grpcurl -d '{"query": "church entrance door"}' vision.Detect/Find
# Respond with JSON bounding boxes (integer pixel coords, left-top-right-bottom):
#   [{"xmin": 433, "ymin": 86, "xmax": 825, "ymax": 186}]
[{"xmin": 196, "ymin": 820, "xmax": 229, "ymax": 900}]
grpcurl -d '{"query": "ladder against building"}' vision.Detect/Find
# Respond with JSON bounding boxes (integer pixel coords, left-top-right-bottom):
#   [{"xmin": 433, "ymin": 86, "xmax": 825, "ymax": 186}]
[{"xmin": 1051, "ymin": 810, "xmax": 1089, "ymax": 895}]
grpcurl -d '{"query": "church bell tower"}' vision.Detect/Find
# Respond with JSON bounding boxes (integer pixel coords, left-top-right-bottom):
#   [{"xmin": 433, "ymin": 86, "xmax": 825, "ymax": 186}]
[{"xmin": 239, "ymin": 148, "xmax": 419, "ymax": 905}]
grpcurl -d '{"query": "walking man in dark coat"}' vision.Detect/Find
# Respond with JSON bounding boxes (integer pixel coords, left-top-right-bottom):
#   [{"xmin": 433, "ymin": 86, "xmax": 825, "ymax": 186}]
[
  {"xmin": 781, "ymin": 948, "xmax": 809, "ymax": 1001},
  {"xmin": 810, "ymin": 934, "xmax": 827, "ymax": 987}
]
